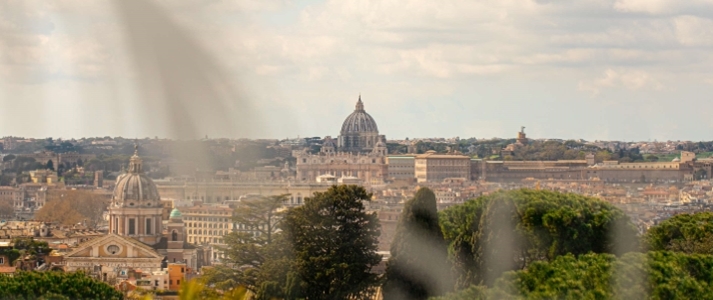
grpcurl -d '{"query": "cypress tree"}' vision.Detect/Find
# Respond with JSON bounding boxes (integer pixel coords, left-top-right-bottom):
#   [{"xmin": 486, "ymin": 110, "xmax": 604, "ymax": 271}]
[{"xmin": 383, "ymin": 187, "xmax": 452, "ymax": 300}]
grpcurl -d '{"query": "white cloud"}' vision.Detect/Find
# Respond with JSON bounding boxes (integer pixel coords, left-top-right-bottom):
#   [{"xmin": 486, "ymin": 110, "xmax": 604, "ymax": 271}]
[
  {"xmin": 613, "ymin": 0, "xmax": 713, "ymax": 14},
  {"xmin": 673, "ymin": 15, "xmax": 713, "ymax": 47},
  {"xmin": 3, "ymin": 0, "xmax": 713, "ymax": 139},
  {"xmin": 579, "ymin": 69, "xmax": 664, "ymax": 96}
]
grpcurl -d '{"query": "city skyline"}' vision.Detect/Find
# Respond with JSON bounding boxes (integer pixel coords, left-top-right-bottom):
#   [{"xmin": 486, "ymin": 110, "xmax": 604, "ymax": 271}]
[{"xmin": 1, "ymin": 0, "xmax": 713, "ymax": 141}]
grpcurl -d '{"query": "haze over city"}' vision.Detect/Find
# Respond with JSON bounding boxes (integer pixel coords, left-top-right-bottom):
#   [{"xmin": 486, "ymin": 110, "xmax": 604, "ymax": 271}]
[
  {"xmin": 2, "ymin": 0, "xmax": 713, "ymax": 141},
  {"xmin": 6, "ymin": 1, "xmax": 713, "ymax": 299}
]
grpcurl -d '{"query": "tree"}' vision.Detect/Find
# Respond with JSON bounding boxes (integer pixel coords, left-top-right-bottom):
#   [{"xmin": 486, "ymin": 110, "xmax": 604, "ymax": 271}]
[
  {"xmin": 46, "ymin": 160, "xmax": 54, "ymax": 171},
  {"xmin": 283, "ymin": 185, "xmax": 382, "ymax": 300},
  {"xmin": 233, "ymin": 194, "xmax": 287, "ymax": 245},
  {"xmin": 383, "ymin": 187, "xmax": 452, "ymax": 299},
  {"xmin": 0, "ymin": 271, "xmax": 122, "ymax": 299},
  {"xmin": 178, "ymin": 278, "xmax": 248, "ymax": 300},
  {"xmin": 34, "ymin": 190, "xmax": 109, "ymax": 227},
  {"xmin": 439, "ymin": 189, "xmax": 639, "ymax": 288},
  {"xmin": 34, "ymin": 200, "xmax": 83, "ymax": 226},
  {"xmin": 0, "ymin": 199, "xmax": 14, "ymax": 218},
  {"xmin": 439, "ymin": 251, "xmax": 713, "ymax": 300},
  {"xmin": 202, "ymin": 195, "xmax": 293, "ymax": 299},
  {"xmin": 645, "ymin": 212, "xmax": 713, "ymax": 254},
  {"xmin": 3, "ymin": 154, "xmax": 16, "ymax": 162}
]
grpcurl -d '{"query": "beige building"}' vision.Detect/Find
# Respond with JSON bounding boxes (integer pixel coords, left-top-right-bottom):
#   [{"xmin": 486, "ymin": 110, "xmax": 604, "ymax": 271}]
[
  {"xmin": 294, "ymin": 141, "xmax": 388, "ymax": 183},
  {"xmin": 386, "ymin": 155, "xmax": 416, "ymax": 180},
  {"xmin": 414, "ymin": 151, "xmax": 471, "ymax": 183},
  {"xmin": 62, "ymin": 233, "xmax": 164, "ymax": 282},
  {"xmin": 182, "ymin": 206, "xmax": 233, "ymax": 245},
  {"xmin": 29, "ymin": 169, "xmax": 59, "ymax": 185},
  {"xmin": 156, "ymin": 181, "xmax": 330, "ymax": 207}
]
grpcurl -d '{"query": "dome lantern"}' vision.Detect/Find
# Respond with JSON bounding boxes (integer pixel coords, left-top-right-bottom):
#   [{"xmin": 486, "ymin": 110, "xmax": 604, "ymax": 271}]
[
  {"xmin": 128, "ymin": 144, "xmax": 143, "ymax": 174},
  {"xmin": 355, "ymin": 94, "xmax": 364, "ymax": 111}
]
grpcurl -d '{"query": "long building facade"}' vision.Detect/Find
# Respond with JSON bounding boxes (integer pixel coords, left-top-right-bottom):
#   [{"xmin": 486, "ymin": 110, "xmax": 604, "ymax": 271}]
[{"xmin": 385, "ymin": 151, "xmax": 700, "ymax": 183}]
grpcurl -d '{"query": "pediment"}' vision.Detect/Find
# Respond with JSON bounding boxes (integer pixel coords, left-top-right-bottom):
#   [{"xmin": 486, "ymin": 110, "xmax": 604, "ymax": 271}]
[{"xmin": 64, "ymin": 233, "xmax": 162, "ymax": 260}]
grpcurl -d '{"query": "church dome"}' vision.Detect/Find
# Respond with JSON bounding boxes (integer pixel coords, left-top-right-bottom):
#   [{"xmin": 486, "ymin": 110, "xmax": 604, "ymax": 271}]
[
  {"xmin": 323, "ymin": 137, "xmax": 336, "ymax": 149},
  {"xmin": 112, "ymin": 146, "xmax": 160, "ymax": 207},
  {"xmin": 340, "ymin": 96, "xmax": 379, "ymax": 134},
  {"xmin": 170, "ymin": 208, "xmax": 182, "ymax": 219}
]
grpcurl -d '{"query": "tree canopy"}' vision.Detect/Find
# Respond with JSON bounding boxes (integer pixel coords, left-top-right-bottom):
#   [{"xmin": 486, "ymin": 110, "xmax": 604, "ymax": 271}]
[
  {"xmin": 383, "ymin": 187, "xmax": 452, "ymax": 300},
  {"xmin": 34, "ymin": 190, "xmax": 109, "ymax": 227},
  {"xmin": 645, "ymin": 212, "xmax": 713, "ymax": 254},
  {"xmin": 283, "ymin": 185, "xmax": 382, "ymax": 300},
  {"xmin": 0, "ymin": 271, "xmax": 122, "ymax": 300},
  {"xmin": 436, "ymin": 251, "xmax": 713, "ymax": 300},
  {"xmin": 439, "ymin": 189, "xmax": 639, "ymax": 288}
]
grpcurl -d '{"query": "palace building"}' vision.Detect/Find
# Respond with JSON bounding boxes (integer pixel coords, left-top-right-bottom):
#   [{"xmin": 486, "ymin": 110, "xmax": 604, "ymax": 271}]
[{"xmin": 295, "ymin": 96, "xmax": 388, "ymax": 184}]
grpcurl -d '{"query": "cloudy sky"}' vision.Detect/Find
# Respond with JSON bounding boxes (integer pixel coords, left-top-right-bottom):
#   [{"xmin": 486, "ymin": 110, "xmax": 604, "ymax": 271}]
[{"xmin": 1, "ymin": 0, "xmax": 713, "ymax": 141}]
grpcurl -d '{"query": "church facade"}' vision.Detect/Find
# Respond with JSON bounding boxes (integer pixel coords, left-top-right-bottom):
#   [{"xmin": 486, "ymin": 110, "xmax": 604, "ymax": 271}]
[{"xmin": 295, "ymin": 96, "xmax": 389, "ymax": 184}]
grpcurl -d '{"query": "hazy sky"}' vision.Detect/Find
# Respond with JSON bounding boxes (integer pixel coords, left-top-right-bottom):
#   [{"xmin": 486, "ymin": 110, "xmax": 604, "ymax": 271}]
[{"xmin": 1, "ymin": 0, "xmax": 713, "ymax": 141}]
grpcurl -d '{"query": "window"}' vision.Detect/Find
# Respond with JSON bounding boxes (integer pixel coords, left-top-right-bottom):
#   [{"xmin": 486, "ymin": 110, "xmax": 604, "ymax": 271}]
[
  {"xmin": 172, "ymin": 230, "xmax": 178, "ymax": 241},
  {"xmin": 0, "ymin": 257, "xmax": 4, "ymax": 264},
  {"xmin": 177, "ymin": 280, "xmax": 181, "ymax": 285},
  {"xmin": 128, "ymin": 219, "xmax": 136, "ymax": 235},
  {"xmin": 146, "ymin": 218, "xmax": 152, "ymax": 235},
  {"xmin": 181, "ymin": 267, "xmax": 184, "ymax": 273},
  {"xmin": 114, "ymin": 218, "xmax": 118, "ymax": 233},
  {"xmin": 107, "ymin": 245, "xmax": 120, "ymax": 255}
]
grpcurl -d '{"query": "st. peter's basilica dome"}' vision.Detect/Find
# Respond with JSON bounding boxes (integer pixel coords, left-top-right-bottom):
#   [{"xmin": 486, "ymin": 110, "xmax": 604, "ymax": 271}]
[
  {"xmin": 340, "ymin": 95, "xmax": 379, "ymax": 135},
  {"xmin": 338, "ymin": 95, "xmax": 381, "ymax": 153}
]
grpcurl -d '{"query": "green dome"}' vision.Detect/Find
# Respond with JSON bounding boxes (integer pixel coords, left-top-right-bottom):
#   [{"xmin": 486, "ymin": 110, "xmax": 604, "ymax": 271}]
[{"xmin": 169, "ymin": 208, "xmax": 182, "ymax": 219}]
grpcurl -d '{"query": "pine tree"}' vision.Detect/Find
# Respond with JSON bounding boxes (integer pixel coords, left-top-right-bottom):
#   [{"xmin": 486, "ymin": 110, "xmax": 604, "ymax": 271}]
[
  {"xmin": 283, "ymin": 185, "xmax": 381, "ymax": 300},
  {"xmin": 383, "ymin": 187, "xmax": 452, "ymax": 300},
  {"xmin": 201, "ymin": 195, "xmax": 290, "ymax": 295}
]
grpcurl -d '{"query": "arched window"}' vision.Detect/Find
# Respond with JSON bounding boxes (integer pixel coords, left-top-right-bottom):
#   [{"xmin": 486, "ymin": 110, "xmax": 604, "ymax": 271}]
[{"xmin": 172, "ymin": 230, "xmax": 178, "ymax": 241}]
